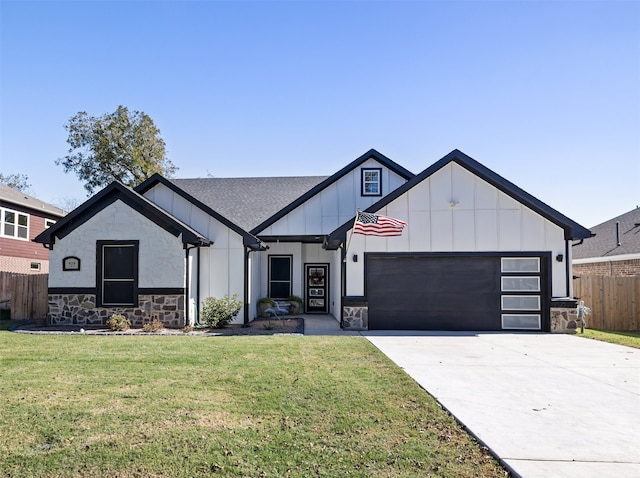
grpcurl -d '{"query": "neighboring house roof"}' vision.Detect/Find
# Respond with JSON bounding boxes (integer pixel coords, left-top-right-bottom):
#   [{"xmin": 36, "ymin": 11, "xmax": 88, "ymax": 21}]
[
  {"xmin": 0, "ymin": 183, "xmax": 66, "ymax": 217},
  {"xmin": 34, "ymin": 181, "xmax": 211, "ymax": 247},
  {"xmin": 327, "ymin": 149, "xmax": 593, "ymax": 248},
  {"xmin": 572, "ymin": 207, "xmax": 640, "ymax": 259}
]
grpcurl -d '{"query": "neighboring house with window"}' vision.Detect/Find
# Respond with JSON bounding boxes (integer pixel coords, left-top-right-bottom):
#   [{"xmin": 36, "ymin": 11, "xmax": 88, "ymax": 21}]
[
  {"xmin": 35, "ymin": 149, "xmax": 592, "ymax": 332},
  {"xmin": 572, "ymin": 207, "xmax": 640, "ymax": 276},
  {"xmin": 0, "ymin": 183, "xmax": 65, "ymax": 274}
]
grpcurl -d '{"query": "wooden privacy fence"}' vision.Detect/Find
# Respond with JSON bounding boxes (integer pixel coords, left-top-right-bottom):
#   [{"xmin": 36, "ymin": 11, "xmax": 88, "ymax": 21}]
[
  {"xmin": 0, "ymin": 271, "xmax": 49, "ymax": 320},
  {"xmin": 573, "ymin": 275, "xmax": 640, "ymax": 331}
]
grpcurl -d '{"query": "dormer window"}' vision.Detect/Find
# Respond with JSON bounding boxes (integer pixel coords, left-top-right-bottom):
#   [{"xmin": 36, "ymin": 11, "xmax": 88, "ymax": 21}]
[{"xmin": 361, "ymin": 168, "xmax": 382, "ymax": 196}]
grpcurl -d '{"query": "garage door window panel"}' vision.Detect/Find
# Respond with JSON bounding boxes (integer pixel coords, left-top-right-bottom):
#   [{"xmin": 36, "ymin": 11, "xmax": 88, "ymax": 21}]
[
  {"xmin": 501, "ymin": 295, "xmax": 540, "ymax": 311},
  {"xmin": 501, "ymin": 276, "xmax": 540, "ymax": 292},
  {"xmin": 501, "ymin": 258, "xmax": 539, "ymax": 273},
  {"xmin": 502, "ymin": 314, "xmax": 541, "ymax": 330}
]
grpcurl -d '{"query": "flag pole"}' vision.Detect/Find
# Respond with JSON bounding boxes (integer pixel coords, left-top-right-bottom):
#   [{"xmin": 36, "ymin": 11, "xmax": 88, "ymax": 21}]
[{"xmin": 343, "ymin": 209, "xmax": 360, "ymax": 260}]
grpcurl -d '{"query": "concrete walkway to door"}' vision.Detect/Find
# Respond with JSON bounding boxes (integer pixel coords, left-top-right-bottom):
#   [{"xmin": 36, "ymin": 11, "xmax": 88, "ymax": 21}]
[{"xmin": 363, "ymin": 331, "xmax": 640, "ymax": 478}]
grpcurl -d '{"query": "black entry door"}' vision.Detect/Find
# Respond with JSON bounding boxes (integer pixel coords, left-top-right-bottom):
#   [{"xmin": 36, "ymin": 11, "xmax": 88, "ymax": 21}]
[
  {"xmin": 366, "ymin": 254, "xmax": 502, "ymax": 330},
  {"xmin": 305, "ymin": 264, "xmax": 328, "ymax": 313}
]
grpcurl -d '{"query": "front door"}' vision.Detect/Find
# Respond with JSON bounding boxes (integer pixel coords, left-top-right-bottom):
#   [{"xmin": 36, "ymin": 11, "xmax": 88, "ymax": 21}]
[{"xmin": 305, "ymin": 264, "xmax": 328, "ymax": 313}]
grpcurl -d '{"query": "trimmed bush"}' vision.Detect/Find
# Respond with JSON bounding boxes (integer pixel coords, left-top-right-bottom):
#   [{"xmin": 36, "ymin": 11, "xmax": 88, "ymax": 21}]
[
  {"xmin": 106, "ymin": 314, "xmax": 131, "ymax": 331},
  {"xmin": 142, "ymin": 318, "xmax": 164, "ymax": 333},
  {"xmin": 201, "ymin": 294, "xmax": 243, "ymax": 328}
]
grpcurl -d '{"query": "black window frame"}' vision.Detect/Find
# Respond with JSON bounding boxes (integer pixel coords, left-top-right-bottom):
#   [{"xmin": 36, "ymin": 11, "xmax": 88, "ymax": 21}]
[
  {"xmin": 268, "ymin": 255, "xmax": 292, "ymax": 300},
  {"xmin": 361, "ymin": 168, "xmax": 382, "ymax": 197},
  {"xmin": 96, "ymin": 240, "xmax": 139, "ymax": 307}
]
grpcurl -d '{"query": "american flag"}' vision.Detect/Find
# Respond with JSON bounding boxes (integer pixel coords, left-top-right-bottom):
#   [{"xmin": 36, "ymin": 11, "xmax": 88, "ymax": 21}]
[{"xmin": 353, "ymin": 211, "xmax": 407, "ymax": 237}]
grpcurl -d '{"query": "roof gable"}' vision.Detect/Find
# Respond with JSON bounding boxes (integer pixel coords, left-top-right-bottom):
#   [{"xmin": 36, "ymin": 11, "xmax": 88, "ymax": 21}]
[
  {"xmin": 572, "ymin": 207, "xmax": 640, "ymax": 259},
  {"xmin": 327, "ymin": 149, "xmax": 592, "ymax": 247},
  {"xmin": 135, "ymin": 174, "xmax": 266, "ymax": 249},
  {"xmin": 34, "ymin": 181, "xmax": 210, "ymax": 247},
  {"xmin": 250, "ymin": 149, "xmax": 415, "ymax": 235}
]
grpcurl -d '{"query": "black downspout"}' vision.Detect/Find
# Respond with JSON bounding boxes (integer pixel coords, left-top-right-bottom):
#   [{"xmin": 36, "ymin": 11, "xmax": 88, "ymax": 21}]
[
  {"xmin": 185, "ymin": 246, "xmax": 190, "ymax": 326},
  {"xmin": 243, "ymin": 246, "xmax": 250, "ymax": 325},
  {"xmin": 565, "ymin": 240, "xmax": 570, "ymax": 298},
  {"xmin": 340, "ymin": 244, "xmax": 346, "ymax": 327},
  {"xmin": 196, "ymin": 246, "xmax": 201, "ymax": 326}
]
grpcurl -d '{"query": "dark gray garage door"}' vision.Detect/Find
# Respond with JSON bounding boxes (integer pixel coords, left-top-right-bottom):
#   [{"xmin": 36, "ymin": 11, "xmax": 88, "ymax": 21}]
[{"xmin": 366, "ymin": 254, "xmax": 546, "ymax": 331}]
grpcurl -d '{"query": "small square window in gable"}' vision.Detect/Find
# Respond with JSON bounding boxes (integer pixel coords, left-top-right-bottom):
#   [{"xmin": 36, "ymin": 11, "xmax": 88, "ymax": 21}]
[{"xmin": 361, "ymin": 168, "xmax": 382, "ymax": 197}]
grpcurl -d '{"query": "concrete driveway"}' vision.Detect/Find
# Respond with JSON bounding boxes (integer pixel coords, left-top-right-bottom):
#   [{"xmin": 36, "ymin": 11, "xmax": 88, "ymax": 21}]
[{"xmin": 364, "ymin": 332, "xmax": 640, "ymax": 478}]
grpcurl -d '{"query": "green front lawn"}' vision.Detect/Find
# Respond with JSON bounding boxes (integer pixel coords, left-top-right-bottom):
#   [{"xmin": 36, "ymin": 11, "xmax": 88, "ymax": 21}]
[
  {"xmin": 577, "ymin": 329, "xmax": 640, "ymax": 349},
  {"xmin": 0, "ymin": 330, "xmax": 507, "ymax": 477}
]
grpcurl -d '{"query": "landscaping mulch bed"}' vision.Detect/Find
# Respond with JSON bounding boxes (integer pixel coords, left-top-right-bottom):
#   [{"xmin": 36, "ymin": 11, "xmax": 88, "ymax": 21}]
[{"xmin": 11, "ymin": 318, "xmax": 304, "ymax": 335}]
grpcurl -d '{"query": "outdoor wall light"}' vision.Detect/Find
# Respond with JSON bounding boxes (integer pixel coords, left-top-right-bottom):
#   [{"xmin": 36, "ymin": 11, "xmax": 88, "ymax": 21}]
[
  {"xmin": 556, "ymin": 254, "xmax": 564, "ymax": 262},
  {"xmin": 352, "ymin": 254, "xmax": 358, "ymax": 262}
]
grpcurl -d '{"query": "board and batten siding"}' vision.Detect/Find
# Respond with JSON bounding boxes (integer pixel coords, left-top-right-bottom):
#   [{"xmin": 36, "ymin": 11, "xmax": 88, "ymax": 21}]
[
  {"xmin": 260, "ymin": 159, "xmax": 409, "ymax": 236},
  {"xmin": 142, "ymin": 183, "xmax": 247, "ymax": 323},
  {"xmin": 48, "ymin": 200, "xmax": 185, "ymax": 289},
  {"xmin": 346, "ymin": 162, "xmax": 568, "ymax": 297}
]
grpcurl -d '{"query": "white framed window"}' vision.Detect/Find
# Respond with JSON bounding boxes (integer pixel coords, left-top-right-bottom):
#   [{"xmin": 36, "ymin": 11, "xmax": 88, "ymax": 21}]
[
  {"xmin": 30, "ymin": 262, "xmax": 41, "ymax": 271},
  {"xmin": 361, "ymin": 168, "xmax": 382, "ymax": 196},
  {"xmin": 501, "ymin": 257, "xmax": 540, "ymax": 273},
  {"xmin": 502, "ymin": 314, "xmax": 541, "ymax": 330},
  {"xmin": 45, "ymin": 219, "xmax": 56, "ymax": 228},
  {"xmin": 1, "ymin": 207, "xmax": 29, "ymax": 240},
  {"xmin": 501, "ymin": 295, "xmax": 540, "ymax": 311},
  {"xmin": 501, "ymin": 276, "xmax": 540, "ymax": 292}
]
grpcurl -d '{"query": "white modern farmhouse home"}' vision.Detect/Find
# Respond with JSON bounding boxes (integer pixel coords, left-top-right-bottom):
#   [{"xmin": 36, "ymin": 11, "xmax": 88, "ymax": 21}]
[{"xmin": 35, "ymin": 149, "xmax": 592, "ymax": 332}]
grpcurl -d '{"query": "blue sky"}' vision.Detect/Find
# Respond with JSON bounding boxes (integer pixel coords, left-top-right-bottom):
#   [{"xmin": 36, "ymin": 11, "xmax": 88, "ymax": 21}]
[{"xmin": 1, "ymin": 0, "xmax": 638, "ymax": 227}]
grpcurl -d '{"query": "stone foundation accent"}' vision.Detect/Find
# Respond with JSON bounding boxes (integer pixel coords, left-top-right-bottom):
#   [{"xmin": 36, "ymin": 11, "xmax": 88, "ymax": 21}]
[
  {"xmin": 47, "ymin": 294, "xmax": 185, "ymax": 328},
  {"xmin": 550, "ymin": 299, "xmax": 579, "ymax": 334},
  {"xmin": 342, "ymin": 297, "xmax": 368, "ymax": 330}
]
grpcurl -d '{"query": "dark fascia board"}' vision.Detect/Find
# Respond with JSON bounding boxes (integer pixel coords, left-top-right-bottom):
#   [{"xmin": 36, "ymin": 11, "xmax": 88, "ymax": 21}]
[
  {"xmin": 327, "ymin": 149, "xmax": 593, "ymax": 247},
  {"xmin": 249, "ymin": 149, "xmax": 415, "ymax": 235},
  {"xmin": 34, "ymin": 181, "xmax": 211, "ymax": 247},
  {"xmin": 135, "ymin": 173, "xmax": 266, "ymax": 250},
  {"xmin": 258, "ymin": 235, "xmax": 326, "ymax": 244}
]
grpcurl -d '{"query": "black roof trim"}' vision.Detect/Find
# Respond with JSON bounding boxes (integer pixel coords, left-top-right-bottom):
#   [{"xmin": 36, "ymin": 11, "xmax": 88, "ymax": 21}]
[
  {"xmin": 258, "ymin": 235, "xmax": 326, "ymax": 244},
  {"xmin": 249, "ymin": 149, "xmax": 415, "ymax": 235},
  {"xmin": 328, "ymin": 149, "xmax": 593, "ymax": 244},
  {"xmin": 135, "ymin": 173, "xmax": 265, "ymax": 249},
  {"xmin": 34, "ymin": 181, "xmax": 211, "ymax": 247}
]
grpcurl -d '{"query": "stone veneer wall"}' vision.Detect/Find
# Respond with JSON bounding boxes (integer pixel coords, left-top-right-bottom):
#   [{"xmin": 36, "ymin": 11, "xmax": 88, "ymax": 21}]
[
  {"xmin": 342, "ymin": 297, "xmax": 368, "ymax": 330},
  {"xmin": 550, "ymin": 306, "xmax": 579, "ymax": 334},
  {"xmin": 48, "ymin": 294, "xmax": 185, "ymax": 328}
]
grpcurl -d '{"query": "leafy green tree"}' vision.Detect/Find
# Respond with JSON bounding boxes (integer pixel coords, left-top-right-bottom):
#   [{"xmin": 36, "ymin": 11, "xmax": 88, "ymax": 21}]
[
  {"xmin": 0, "ymin": 173, "xmax": 31, "ymax": 193},
  {"xmin": 57, "ymin": 105, "xmax": 177, "ymax": 194}
]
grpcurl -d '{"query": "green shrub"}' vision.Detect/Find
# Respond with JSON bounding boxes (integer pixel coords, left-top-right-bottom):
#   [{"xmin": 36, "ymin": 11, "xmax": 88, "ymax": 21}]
[
  {"xmin": 201, "ymin": 294, "xmax": 243, "ymax": 328},
  {"xmin": 142, "ymin": 317, "xmax": 164, "ymax": 333},
  {"xmin": 257, "ymin": 297, "xmax": 276, "ymax": 307},
  {"xmin": 288, "ymin": 295, "xmax": 303, "ymax": 304},
  {"xmin": 106, "ymin": 314, "xmax": 131, "ymax": 331}
]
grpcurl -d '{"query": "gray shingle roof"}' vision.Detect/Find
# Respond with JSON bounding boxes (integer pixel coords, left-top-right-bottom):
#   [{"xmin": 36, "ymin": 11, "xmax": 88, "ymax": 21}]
[
  {"xmin": 171, "ymin": 176, "xmax": 328, "ymax": 231},
  {"xmin": 572, "ymin": 207, "xmax": 640, "ymax": 259},
  {"xmin": 0, "ymin": 183, "xmax": 66, "ymax": 217}
]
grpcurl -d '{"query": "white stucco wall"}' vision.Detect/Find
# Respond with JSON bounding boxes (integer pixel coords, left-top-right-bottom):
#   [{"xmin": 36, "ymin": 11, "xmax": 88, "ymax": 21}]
[
  {"xmin": 142, "ymin": 183, "xmax": 247, "ymax": 323},
  {"xmin": 49, "ymin": 200, "xmax": 185, "ymax": 288},
  {"xmin": 345, "ymin": 162, "xmax": 569, "ymax": 297},
  {"xmin": 260, "ymin": 159, "xmax": 409, "ymax": 236}
]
